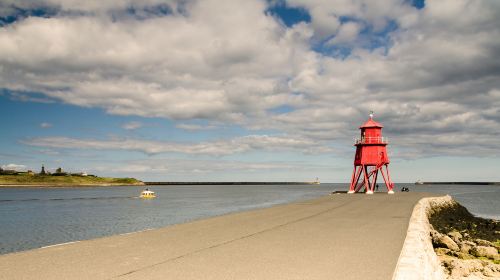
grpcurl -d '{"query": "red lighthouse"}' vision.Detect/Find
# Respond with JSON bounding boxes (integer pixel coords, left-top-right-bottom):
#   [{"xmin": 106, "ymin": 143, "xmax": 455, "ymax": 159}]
[{"xmin": 348, "ymin": 112, "xmax": 395, "ymax": 194}]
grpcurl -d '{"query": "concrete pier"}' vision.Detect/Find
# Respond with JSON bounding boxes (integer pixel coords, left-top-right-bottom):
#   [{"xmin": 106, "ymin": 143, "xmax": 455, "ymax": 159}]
[{"xmin": 0, "ymin": 193, "xmax": 439, "ymax": 280}]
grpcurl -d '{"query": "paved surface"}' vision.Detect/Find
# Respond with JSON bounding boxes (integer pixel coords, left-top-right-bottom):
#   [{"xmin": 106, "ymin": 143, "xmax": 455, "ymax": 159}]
[{"xmin": 0, "ymin": 192, "xmax": 439, "ymax": 280}]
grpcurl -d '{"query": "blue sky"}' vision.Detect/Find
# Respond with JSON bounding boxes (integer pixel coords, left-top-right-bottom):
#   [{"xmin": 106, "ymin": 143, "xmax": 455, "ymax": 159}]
[{"xmin": 0, "ymin": 0, "xmax": 499, "ymax": 182}]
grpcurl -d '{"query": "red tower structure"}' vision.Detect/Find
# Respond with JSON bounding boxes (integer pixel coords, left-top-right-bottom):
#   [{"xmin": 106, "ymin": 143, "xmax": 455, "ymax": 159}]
[{"xmin": 348, "ymin": 113, "xmax": 394, "ymax": 194}]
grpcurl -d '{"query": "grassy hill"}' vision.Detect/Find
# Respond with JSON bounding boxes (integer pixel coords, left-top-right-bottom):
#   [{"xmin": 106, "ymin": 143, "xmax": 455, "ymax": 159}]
[{"xmin": 0, "ymin": 174, "xmax": 144, "ymax": 186}]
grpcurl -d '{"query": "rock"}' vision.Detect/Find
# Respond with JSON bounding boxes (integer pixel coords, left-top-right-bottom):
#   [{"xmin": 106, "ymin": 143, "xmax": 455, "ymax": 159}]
[
  {"xmin": 447, "ymin": 231, "xmax": 463, "ymax": 243},
  {"xmin": 456, "ymin": 252, "xmax": 474, "ymax": 260},
  {"xmin": 463, "ymin": 240, "xmax": 476, "ymax": 246},
  {"xmin": 443, "ymin": 259, "xmax": 484, "ymax": 278},
  {"xmin": 475, "ymin": 239, "xmax": 494, "ymax": 247},
  {"xmin": 492, "ymin": 242, "xmax": 500, "ymax": 251},
  {"xmin": 430, "ymin": 230, "xmax": 441, "ymax": 243},
  {"xmin": 471, "ymin": 246, "xmax": 499, "ymax": 259},
  {"xmin": 487, "ymin": 263, "xmax": 500, "ymax": 272},
  {"xmin": 441, "ymin": 258, "xmax": 458, "ymax": 276},
  {"xmin": 483, "ymin": 266, "xmax": 495, "ymax": 277},
  {"xmin": 433, "ymin": 232, "xmax": 460, "ymax": 251},
  {"xmin": 435, "ymin": 247, "xmax": 451, "ymax": 256},
  {"xmin": 459, "ymin": 241, "xmax": 474, "ymax": 254},
  {"xmin": 483, "ymin": 263, "xmax": 500, "ymax": 278}
]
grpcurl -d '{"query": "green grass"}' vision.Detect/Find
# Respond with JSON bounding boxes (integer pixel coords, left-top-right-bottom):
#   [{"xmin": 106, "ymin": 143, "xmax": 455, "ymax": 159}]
[
  {"xmin": 478, "ymin": 256, "xmax": 500, "ymax": 264},
  {"xmin": 0, "ymin": 174, "xmax": 143, "ymax": 186}
]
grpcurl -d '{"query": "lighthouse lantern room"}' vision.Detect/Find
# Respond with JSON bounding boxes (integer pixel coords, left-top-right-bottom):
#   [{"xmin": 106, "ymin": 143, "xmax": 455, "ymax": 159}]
[{"xmin": 348, "ymin": 112, "xmax": 395, "ymax": 194}]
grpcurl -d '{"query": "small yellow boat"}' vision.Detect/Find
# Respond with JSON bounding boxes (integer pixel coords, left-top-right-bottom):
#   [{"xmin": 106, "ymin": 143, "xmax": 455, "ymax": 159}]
[{"xmin": 140, "ymin": 189, "xmax": 156, "ymax": 199}]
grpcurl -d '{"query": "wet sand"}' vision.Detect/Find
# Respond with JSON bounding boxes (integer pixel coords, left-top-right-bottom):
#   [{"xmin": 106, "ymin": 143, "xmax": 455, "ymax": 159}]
[{"xmin": 0, "ymin": 192, "xmax": 439, "ymax": 280}]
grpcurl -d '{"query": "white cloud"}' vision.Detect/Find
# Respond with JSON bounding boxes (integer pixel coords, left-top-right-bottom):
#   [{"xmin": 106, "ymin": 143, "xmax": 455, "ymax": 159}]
[
  {"xmin": 1, "ymin": 163, "xmax": 27, "ymax": 171},
  {"xmin": 0, "ymin": 0, "xmax": 312, "ymax": 122},
  {"xmin": 0, "ymin": 0, "xmax": 182, "ymax": 14},
  {"xmin": 1, "ymin": 0, "xmax": 500, "ymax": 159},
  {"xmin": 36, "ymin": 149, "xmax": 60, "ymax": 155},
  {"xmin": 175, "ymin": 123, "xmax": 217, "ymax": 131},
  {"xmin": 262, "ymin": 0, "xmax": 500, "ymax": 158},
  {"xmin": 40, "ymin": 122, "xmax": 52, "ymax": 128},
  {"xmin": 93, "ymin": 159, "xmax": 311, "ymax": 174},
  {"xmin": 122, "ymin": 121, "xmax": 142, "ymax": 130},
  {"xmin": 326, "ymin": 21, "xmax": 361, "ymax": 45},
  {"xmin": 308, "ymin": 7, "xmax": 340, "ymax": 39},
  {"xmin": 287, "ymin": 0, "xmax": 418, "ymax": 37},
  {"xmin": 88, "ymin": 157, "xmax": 335, "ymax": 181},
  {"xmin": 21, "ymin": 135, "xmax": 332, "ymax": 156}
]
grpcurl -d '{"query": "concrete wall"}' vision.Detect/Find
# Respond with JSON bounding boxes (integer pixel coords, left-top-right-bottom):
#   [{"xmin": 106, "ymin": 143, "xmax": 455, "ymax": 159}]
[{"xmin": 392, "ymin": 195, "xmax": 453, "ymax": 280}]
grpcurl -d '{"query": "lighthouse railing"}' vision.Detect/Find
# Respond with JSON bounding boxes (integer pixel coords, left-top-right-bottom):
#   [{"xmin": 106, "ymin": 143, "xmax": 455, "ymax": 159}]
[{"xmin": 354, "ymin": 137, "xmax": 388, "ymax": 144}]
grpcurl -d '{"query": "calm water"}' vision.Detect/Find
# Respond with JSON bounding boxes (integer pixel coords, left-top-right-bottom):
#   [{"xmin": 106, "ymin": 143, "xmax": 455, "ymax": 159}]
[{"xmin": 0, "ymin": 183, "xmax": 499, "ymax": 255}]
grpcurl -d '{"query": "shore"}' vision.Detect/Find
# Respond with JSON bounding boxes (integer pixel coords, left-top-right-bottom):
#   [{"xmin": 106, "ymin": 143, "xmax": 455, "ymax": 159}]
[
  {"xmin": 144, "ymin": 181, "xmax": 320, "ymax": 185},
  {"xmin": 0, "ymin": 174, "xmax": 144, "ymax": 188},
  {"xmin": 0, "ymin": 183, "xmax": 144, "ymax": 188},
  {"xmin": 0, "ymin": 192, "xmax": 438, "ymax": 280},
  {"xmin": 417, "ymin": 182, "xmax": 500, "ymax": 186},
  {"xmin": 428, "ymin": 199, "xmax": 500, "ymax": 278}
]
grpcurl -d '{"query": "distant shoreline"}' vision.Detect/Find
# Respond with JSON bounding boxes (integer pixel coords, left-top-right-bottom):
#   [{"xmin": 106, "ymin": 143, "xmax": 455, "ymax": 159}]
[
  {"xmin": 0, "ymin": 173, "xmax": 144, "ymax": 187},
  {"xmin": 144, "ymin": 181, "xmax": 320, "ymax": 185},
  {"xmin": 416, "ymin": 182, "xmax": 500, "ymax": 185},
  {"xmin": 0, "ymin": 183, "xmax": 144, "ymax": 188}
]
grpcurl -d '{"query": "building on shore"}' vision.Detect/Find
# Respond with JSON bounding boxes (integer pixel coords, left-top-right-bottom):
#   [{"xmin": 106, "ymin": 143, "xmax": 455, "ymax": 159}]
[
  {"xmin": 0, "ymin": 165, "xmax": 19, "ymax": 175},
  {"xmin": 0, "ymin": 168, "xmax": 18, "ymax": 175},
  {"xmin": 40, "ymin": 165, "xmax": 46, "ymax": 175},
  {"xmin": 2, "ymin": 164, "xmax": 91, "ymax": 177},
  {"xmin": 53, "ymin": 167, "xmax": 68, "ymax": 176}
]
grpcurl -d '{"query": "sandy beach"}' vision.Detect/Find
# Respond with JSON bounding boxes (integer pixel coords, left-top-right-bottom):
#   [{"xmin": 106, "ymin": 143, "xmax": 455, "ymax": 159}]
[{"xmin": 0, "ymin": 192, "xmax": 439, "ymax": 280}]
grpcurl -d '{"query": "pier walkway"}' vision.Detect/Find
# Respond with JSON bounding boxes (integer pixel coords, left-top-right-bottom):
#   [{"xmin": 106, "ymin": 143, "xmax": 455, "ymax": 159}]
[{"xmin": 0, "ymin": 193, "xmax": 438, "ymax": 280}]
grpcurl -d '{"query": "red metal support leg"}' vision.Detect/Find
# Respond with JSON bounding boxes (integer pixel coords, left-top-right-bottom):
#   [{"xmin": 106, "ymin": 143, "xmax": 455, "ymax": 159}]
[
  {"xmin": 366, "ymin": 166, "xmax": 374, "ymax": 193},
  {"xmin": 348, "ymin": 166, "xmax": 357, "ymax": 193},
  {"xmin": 370, "ymin": 168, "xmax": 379, "ymax": 192},
  {"xmin": 355, "ymin": 178, "xmax": 365, "ymax": 192},
  {"xmin": 355, "ymin": 167, "xmax": 366, "ymax": 193},
  {"xmin": 353, "ymin": 166, "xmax": 364, "ymax": 193},
  {"xmin": 385, "ymin": 164, "xmax": 394, "ymax": 192},
  {"xmin": 363, "ymin": 165, "xmax": 373, "ymax": 194},
  {"xmin": 379, "ymin": 165, "xmax": 394, "ymax": 194},
  {"xmin": 349, "ymin": 166, "xmax": 362, "ymax": 193}
]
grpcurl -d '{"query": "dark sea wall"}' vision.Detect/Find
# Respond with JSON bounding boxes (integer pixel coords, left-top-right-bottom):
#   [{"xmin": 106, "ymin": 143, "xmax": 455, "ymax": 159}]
[
  {"xmin": 418, "ymin": 182, "xmax": 500, "ymax": 185},
  {"xmin": 145, "ymin": 182, "xmax": 317, "ymax": 185}
]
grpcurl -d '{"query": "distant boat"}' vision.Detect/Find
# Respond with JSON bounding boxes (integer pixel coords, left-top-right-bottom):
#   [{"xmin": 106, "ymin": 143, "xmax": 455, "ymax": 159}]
[
  {"xmin": 140, "ymin": 189, "xmax": 156, "ymax": 199},
  {"xmin": 312, "ymin": 177, "xmax": 320, "ymax": 185},
  {"xmin": 415, "ymin": 180, "xmax": 424, "ymax": 185}
]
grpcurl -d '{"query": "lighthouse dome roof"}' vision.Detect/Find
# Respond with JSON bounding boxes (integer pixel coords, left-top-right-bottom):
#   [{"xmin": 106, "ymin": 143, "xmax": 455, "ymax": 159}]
[{"xmin": 360, "ymin": 118, "xmax": 383, "ymax": 128}]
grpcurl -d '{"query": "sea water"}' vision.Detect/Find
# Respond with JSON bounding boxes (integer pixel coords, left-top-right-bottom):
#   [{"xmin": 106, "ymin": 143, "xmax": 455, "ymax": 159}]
[{"xmin": 0, "ymin": 183, "xmax": 498, "ymax": 254}]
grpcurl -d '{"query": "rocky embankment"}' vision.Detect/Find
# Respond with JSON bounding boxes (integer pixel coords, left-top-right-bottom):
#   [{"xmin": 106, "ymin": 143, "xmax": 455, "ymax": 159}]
[{"xmin": 429, "ymin": 199, "xmax": 500, "ymax": 279}]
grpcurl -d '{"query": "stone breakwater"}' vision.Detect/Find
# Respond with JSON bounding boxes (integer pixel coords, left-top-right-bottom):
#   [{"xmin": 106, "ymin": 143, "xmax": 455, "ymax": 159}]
[
  {"xmin": 429, "ymin": 202, "xmax": 500, "ymax": 279},
  {"xmin": 432, "ymin": 232, "xmax": 500, "ymax": 279},
  {"xmin": 393, "ymin": 195, "xmax": 500, "ymax": 280}
]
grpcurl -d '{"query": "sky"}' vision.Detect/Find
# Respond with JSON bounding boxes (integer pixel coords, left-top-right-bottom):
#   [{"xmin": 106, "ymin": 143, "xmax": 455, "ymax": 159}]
[{"xmin": 0, "ymin": 0, "xmax": 499, "ymax": 182}]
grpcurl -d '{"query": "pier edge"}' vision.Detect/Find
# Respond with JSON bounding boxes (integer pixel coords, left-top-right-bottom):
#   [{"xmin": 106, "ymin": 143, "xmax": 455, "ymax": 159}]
[{"xmin": 392, "ymin": 195, "xmax": 452, "ymax": 280}]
